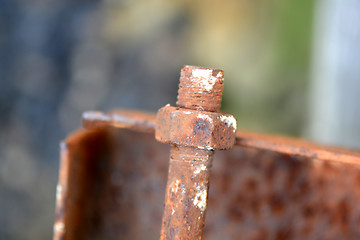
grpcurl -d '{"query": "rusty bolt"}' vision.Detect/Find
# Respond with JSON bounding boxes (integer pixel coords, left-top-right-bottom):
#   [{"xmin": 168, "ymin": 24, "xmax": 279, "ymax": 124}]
[
  {"xmin": 156, "ymin": 65, "xmax": 237, "ymax": 239},
  {"xmin": 156, "ymin": 106, "xmax": 236, "ymax": 150}
]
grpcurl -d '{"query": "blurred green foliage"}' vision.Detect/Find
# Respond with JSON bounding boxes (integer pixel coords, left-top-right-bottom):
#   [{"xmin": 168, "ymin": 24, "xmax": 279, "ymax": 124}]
[{"xmin": 219, "ymin": 0, "xmax": 315, "ymax": 136}]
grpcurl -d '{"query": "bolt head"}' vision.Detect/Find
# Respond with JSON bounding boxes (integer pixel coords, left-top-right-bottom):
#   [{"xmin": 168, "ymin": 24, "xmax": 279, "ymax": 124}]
[{"xmin": 155, "ymin": 106, "xmax": 236, "ymax": 150}]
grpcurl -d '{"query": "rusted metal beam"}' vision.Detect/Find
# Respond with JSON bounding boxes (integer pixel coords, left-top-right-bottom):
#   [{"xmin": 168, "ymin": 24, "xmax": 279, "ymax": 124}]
[
  {"xmin": 82, "ymin": 109, "xmax": 156, "ymax": 133},
  {"xmin": 55, "ymin": 65, "xmax": 360, "ymax": 240},
  {"xmin": 55, "ymin": 124, "xmax": 360, "ymax": 239},
  {"xmin": 54, "ymin": 128, "xmax": 170, "ymax": 240},
  {"xmin": 82, "ymin": 111, "xmax": 360, "ymax": 166}
]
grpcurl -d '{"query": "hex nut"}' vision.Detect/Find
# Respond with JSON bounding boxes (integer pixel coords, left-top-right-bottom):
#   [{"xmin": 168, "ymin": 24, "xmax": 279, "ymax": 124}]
[{"xmin": 155, "ymin": 105, "xmax": 237, "ymax": 150}]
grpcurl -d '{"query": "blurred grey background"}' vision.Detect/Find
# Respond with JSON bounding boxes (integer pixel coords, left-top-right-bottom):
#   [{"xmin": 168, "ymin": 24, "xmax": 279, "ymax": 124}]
[{"xmin": 0, "ymin": 0, "xmax": 359, "ymax": 239}]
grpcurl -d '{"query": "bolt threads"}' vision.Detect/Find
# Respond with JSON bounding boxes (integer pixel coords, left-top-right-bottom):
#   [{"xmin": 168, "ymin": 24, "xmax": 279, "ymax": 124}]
[
  {"xmin": 176, "ymin": 65, "xmax": 224, "ymax": 112},
  {"xmin": 170, "ymin": 145, "xmax": 214, "ymax": 164},
  {"xmin": 160, "ymin": 65, "xmax": 225, "ymax": 240}
]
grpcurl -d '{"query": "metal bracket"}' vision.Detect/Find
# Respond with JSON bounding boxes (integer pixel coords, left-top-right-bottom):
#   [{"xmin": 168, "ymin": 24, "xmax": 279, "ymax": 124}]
[{"xmin": 54, "ymin": 65, "xmax": 360, "ymax": 240}]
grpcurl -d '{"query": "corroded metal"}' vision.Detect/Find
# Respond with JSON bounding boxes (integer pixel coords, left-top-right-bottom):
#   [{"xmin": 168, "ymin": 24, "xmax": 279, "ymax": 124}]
[
  {"xmin": 55, "ymin": 125, "xmax": 360, "ymax": 240},
  {"xmin": 161, "ymin": 146, "xmax": 213, "ymax": 239},
  {"xmin": 55, "ymin": 65, "xmax": 360, "ymax": 240},
  {"xmin": 156, "ymin": 106, "xmax": 236, "ymax": 150},
  {"xmin": 54, "ymin": 128, "xmax": 169, "ymax": 240},
  {"xmin": 156, "ymin": 65, "xmax": 237, "ymax": 239},
  {"xmin": 176, "ymin": 65, "xmax": 224, "ymax": 112},
  {"xmin": 82, "ymin": 109, "xmax": 155, "ymax": 133},
  {"xmin": 83, "ymin": 111, "xmax": 360, "ymax": 166}
]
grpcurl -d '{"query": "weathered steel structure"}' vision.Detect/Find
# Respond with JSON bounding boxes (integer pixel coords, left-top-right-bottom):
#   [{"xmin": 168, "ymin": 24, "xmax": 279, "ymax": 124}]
[{"xmin": 55, "ymin": 66, "xmax": 360, "ymax": 240}]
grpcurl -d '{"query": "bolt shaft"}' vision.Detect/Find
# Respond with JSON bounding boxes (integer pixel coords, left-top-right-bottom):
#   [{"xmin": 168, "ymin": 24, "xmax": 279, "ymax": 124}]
[
  {"xmin": 160, "ymin": 65, "xmax": 224, "ymax": 240},
  {"xmin": 160, "ymin": 146, "xmax": 213, "ymax": 239}
]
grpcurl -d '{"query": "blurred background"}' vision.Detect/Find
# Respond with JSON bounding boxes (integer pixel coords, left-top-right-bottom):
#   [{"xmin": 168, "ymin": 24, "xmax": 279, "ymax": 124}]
[{"xmin": 1, "ymin": 0, "xmax": 359, "ymax": 239}]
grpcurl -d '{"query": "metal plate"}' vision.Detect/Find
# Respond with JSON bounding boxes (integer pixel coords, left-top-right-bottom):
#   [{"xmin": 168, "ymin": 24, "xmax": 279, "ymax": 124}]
[{"xmin": 55, "ymin": 127, "xmax": 360, "ymax": 239}]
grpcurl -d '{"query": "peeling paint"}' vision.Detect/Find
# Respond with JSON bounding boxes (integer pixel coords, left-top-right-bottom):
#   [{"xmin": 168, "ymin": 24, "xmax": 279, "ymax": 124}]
[
  {"xmin": 193, "ymin": 188, "xmax": 207, "ymax": 212},
  {"xmin": 193, "ymin": 164, "xmax": 207, "ymax": 174},
  {"xmin": 191, "ymin": 69, "xmax": 219, "ymax": 92},
  {"xmin": 197, "ymin": 145, "xmax": 214, "ymax": 151},
  {"xmin": 170, "ymin": 179, "xmax": 181, "ymax": 194},
  {"xmin": 170, "ymin": 179, "xmax": 187, "ymax": 195},
  {"xmin": 197, "ymin": 113, "xmax": 213, "ymax": 123},
  {"xmin": 219, "ymin": 115, "xmax": 237, "ymax": 132}
]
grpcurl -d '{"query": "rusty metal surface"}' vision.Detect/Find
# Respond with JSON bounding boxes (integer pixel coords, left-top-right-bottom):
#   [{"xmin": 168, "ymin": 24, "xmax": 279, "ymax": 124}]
[
  {"xmin": 176, "ymin": 65, "xmax": 224, "ymax": 112},
  {"xmin": 235, "ymin": 131, "xmax": 360, "ymax": 166},
  {"xmin": 55, "ymin": 128, "xmax": 170, "ymax": 240},
  {"xmin": 82, "ymin": 110, "xmax": 156, "ymax": 133},
  {"xmin": 156, "ymin": 65, "xmax": 237, "ymax": 239},
  {"xmin": 161, "ymin": 146, "xmax": 214, "ymax": 239},
  {"xmin": 156, "ymin": 106, "xmax": 236, "ymax": 150},
  {"xmin": 55, "ymin": 126, "xmax": 360, "ymax": 239},
  {"xmin": 61, "ymin": 65, "xmax": 360, "ymax": 240},
  {"xmin": 207, "ymin": 147, "xmax": 360, "ymax": 240},
  {"xmin": 82, "ymin": 110, "xmax": 360, "ymax": 165}
]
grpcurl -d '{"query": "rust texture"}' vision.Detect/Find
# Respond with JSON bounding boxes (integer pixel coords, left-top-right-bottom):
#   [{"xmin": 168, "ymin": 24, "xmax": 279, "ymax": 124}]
[
  {"xmin": 155, "ymin": 65, "xmax": 237, "ymax": 239},
  {"xmin": 161, "ymin": 146, "xmax": 213, "ymax": 239},
  {"xmin": 55, "ymin": 65, "xmax": 360, "ymax": 239},
  {"xmin": 55, "ymin": 126, "xmax": 360, "ymax": 239},
  {"xmin": 83, "ymin": 110, "xmax": 360, "ymax": 166},
  {"xmin": 156, "ymin": 106, "xmax": 236, "ymax": 150},
  {"xmin": 82, "ymin": 109, "xmax": 156, "ymax": 133},
  {"xmin": 54, "ymin": 128, "xmax": 170, "ymax": 240},
  {"xmin": 235, "ymin": 130, "xmax": 360, "ymax": 166},
  {"xmin": 176, "ymin": 65, "xmax": 224, "ymax": 112}
]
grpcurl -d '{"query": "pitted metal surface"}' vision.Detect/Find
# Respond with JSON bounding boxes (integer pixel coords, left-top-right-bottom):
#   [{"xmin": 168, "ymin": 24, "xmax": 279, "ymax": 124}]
[
  {"xmin": 156, "ymin": 65, "xmax": 237, "ymax": 239},
  {"xmin": 55, "ymin": 127, "xmax": 360, "ymax": 240},
  {"xmin": 156, "ymin": 105, "xmax": 236, "ymax": 150},
  {"xmin": 57, "ymin": 64, "xmax": 360, "ymax": 239},
  {"xmin": 82, "ymin": 110, "xmax": 360, "ymax": 166}
]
